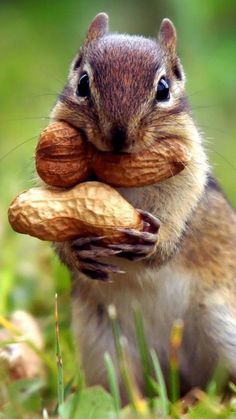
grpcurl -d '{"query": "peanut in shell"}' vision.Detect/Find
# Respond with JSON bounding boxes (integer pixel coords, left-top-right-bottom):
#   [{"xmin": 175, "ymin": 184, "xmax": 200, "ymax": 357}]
[
  {"xmin": 92, "ymin": 140, "xmax": 191, "ymax": 187},
  {"xmin": 35, "ymin": 121, "xmax": 191, "ymax": 188},
  {"xmin": 36, "ymin": 122, "xmax": 92, "ymax": 187},
  {"xmin": 8, "ymin": 182, "xmax": 143, "ymax": 243}
]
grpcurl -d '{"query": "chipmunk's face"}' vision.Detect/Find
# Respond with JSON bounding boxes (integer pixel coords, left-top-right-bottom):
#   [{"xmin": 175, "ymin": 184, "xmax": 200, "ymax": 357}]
[{"xmin": 52, "ymin": 14, "xmax": 192, "ymax": 154}]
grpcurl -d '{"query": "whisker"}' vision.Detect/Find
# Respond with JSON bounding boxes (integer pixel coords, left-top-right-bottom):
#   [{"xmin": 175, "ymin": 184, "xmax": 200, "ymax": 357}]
[
  {"xmin": 0, "ymin": 135, "xmax": 38, "ymax": 163},
  {"xmin": 144, "ymin": 122, "xmax": 236, "ymax": 172},
  {"xmin": 145, "ymin": 110, "xmax": 231, "ymax": 136},
  {"xmin": 34, "ymin": 71, "xmax": 65, "ymax": 87},
  {"xmin": 200, "ymin": 125, "xmax": 232, "ymax": 135},
  {"xmin": 187, "ymin": 89, "xmax": 205, "ymax": 98},
  {"xmin": 0, "ymin": 116, "xmax": 51, "ymax": 123},
  {"xmin": 30, "ymin": 93, "xmax": 59, "ymax": 98},
  {"xmin": 191, "ymin": 104, "xmax": 220, "ymax": 110},
  {"xmin": 209, "ymin": 149, "xmax": 236, "ymax": 173},
  {"xmin": 183, "ymin": 162, "xmax": 205, "ymax": 189}
]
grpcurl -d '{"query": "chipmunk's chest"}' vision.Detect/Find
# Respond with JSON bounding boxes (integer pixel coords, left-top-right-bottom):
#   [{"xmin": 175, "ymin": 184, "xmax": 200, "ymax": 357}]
[
  {"xmin": 113, "ymin": 263, "xmax": 193, "ymax": 344},
  {"xmin": 84, "ymin": 261, "xmax": 194, "ymax": 348},
  {"xmin": 73, "ymin": 263, "xmax": 198, "ymax": 386},
  {"xmin": 112, "ymin": 264, "xmax": 214, "ymax": 388}
]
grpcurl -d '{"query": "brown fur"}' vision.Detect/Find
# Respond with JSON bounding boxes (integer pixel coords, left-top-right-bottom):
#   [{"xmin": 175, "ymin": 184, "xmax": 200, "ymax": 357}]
[
  {"xmin": 179, "ymin": 180, "xmax": 236, "ymax": 287},
  {"xmin": 51, "ymin": 14, "xmax": 236, "ymax": 396}
]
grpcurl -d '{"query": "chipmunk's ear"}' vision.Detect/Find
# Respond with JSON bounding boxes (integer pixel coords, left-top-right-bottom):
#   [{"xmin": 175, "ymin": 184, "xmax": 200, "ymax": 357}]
[
  {"xmin": 84, "ymin": 13, "xmax": 109, "ymax": 46},
  {"xmin": 158, "ymin": 18, "xmax": 177, "ymax": 58}
]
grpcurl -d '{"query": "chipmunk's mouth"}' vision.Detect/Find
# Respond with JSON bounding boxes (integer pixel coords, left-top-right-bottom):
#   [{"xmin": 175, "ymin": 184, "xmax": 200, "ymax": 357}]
[{"xmin": 36, "ymin": 120, "xmax": 191, "ymax": 190}]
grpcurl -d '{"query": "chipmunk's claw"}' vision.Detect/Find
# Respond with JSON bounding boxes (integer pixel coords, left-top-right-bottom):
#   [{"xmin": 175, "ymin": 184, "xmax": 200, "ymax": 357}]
[
  {"xmin": 74, "ymin": 245, "xmax": 122, "ymax": 259},
  {"xmin": 70, "ymin": 210, "xmax": 160, "ymax": 279},
  {"xmin": 70, "ymin": 236, "xmax": 125, "ymax": 281},
  {"xmin": 108, "ymin": 210, "xmax": 160, "ymax": 261},
  {"xmin": 116, "ymin": 229, "xmax": 157, "ymax": 243},
  {"xmin": 72, "ymin": 236, "xmax": 106, "ymax": 248},
  {"xmin": 137, "ymin": 209, "xmax": 161, "ymax": 233},
  {"xmin": 108, "ymin": 243, "xmax": 155, "ymax": 261},
  {"xmin": 80, "ymin": 259, "xmax": 125, "ymax": 281}
]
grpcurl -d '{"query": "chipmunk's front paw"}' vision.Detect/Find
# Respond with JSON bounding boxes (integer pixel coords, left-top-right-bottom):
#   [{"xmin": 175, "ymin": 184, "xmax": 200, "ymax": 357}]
[
  {"xmin": 70, "ymin": 210, "xmax": 160, "ymax": 280},
  {"xmin": 108, "ymin": 209, "xmax": 160, "ymax": 261},
  {"xmin": 70, "ymin": 236, "xmax": 125, "ymax": 281}
]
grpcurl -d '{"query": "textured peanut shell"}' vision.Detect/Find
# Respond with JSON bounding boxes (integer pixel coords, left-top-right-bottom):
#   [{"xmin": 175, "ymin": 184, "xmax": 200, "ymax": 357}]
[
  {"xmin": 92, "ymin": 141, "xmax": 191, "ymax": 187},
  {"xmin": 36, "ymin": 122, "xmax": 92, "ymax": 187},
  {"xmin": 8, "ymin": 182, "xmax": 142, "ymax": 242},
  {"xmin": 36, "ymin": 122, "xmax": 191, "ymax": 188}
]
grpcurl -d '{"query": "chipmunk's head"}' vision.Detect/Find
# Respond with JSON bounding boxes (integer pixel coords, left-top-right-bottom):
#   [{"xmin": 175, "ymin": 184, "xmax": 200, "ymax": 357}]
[{"xmin": 52, "ymin": 13, "xmax": 196, "ymax": 155}]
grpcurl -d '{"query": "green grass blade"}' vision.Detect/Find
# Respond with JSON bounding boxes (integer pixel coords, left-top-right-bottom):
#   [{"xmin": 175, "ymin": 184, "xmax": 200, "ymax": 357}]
[
  {"xmin": 108, "ymin": 305, "xmax": 122, "ymax": 360},
  {"xmin": 150, "ymin": 349, "xmax": 169, "ymax": 417},
  {"xmin": 108, "ymin": 305, "xmax": 147, "ymax": 414},
  {"xmin": 104, "ymin": 352, "xmax": 121, "ymax": 414},
  {"xmin": 133, "ymin": 305, "xmax": 154, "ymax": 398},
  {"xmin": 55, "ymin": 293, "xmax": 64, "ymax": 407},
  {"xmin": 170, "ymin": 365, "xmax": 179, "ymax": 405}
]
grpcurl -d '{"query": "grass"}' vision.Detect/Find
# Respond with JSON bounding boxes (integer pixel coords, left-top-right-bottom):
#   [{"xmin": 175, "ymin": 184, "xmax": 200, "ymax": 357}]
[{"xmin": 1, "ymin": 298, "xmax": 236, "ymax": 417}]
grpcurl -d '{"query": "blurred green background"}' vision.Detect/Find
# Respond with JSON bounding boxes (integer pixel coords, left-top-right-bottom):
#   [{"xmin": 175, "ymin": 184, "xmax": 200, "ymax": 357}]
[{"xmin": 0, "ymin": 0, "xmax": 235, "ymax": 391}]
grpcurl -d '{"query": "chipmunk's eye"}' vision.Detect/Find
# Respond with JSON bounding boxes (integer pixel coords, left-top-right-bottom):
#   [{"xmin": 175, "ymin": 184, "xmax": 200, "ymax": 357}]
[
  {"xmin": 156, "ymin": 77, "xmax": 170, "ymax": 101},
  {"xmin": 76, "ymin": 73, "xmax": 90, "ymax": 97}
]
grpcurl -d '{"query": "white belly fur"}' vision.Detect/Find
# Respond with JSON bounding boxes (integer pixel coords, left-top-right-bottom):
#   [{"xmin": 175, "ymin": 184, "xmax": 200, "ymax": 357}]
[{"xmin": 72, "ymin": 261, "xmax": 216, "ymax": 390}]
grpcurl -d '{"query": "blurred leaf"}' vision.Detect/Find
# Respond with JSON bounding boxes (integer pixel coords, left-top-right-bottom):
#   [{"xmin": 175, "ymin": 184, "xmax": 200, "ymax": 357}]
[{"xmin": 59, "ymin": 386, "xmax": 116, "ymax": 419}]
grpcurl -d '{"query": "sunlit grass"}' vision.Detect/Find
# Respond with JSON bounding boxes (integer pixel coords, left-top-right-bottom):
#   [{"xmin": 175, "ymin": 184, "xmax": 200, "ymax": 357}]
[{"xmin": 0, "ymin": 301, "xmax": 236, "ymax": 417}]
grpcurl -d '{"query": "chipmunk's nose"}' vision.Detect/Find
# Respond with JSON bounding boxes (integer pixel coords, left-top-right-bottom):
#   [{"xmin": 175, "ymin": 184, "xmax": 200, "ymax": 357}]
[{"xmin": 110, "ymin": 126, "xmax": 127, "ymax": 153}]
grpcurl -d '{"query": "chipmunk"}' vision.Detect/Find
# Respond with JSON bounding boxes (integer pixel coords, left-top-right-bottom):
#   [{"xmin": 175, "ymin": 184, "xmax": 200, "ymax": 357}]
[{"xmin": 51, "ymin": 13, "xmax": 236, "ymax": 395}]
